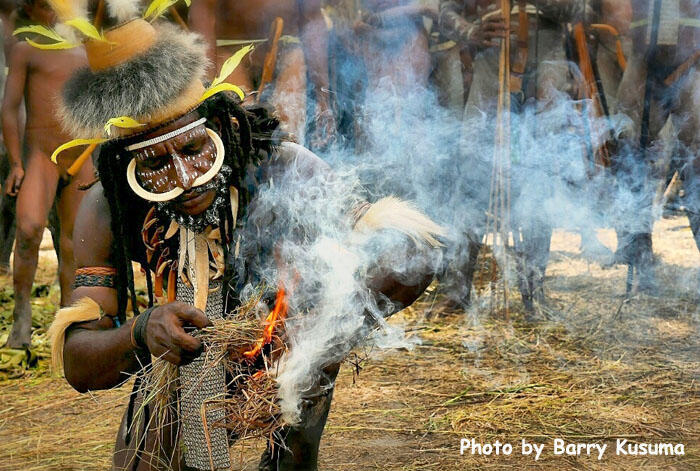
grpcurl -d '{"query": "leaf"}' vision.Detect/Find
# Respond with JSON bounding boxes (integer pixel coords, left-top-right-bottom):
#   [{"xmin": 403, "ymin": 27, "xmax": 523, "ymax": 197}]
[
  {"xmin": 104, "ymin": 116, "xmax": 145, "ymax": 136},
  {"xmin": 65, "ymin": 18, "xmax": 104, "ymax": 41},
  {"xmin": 183, "ymin": 0, "xmax": 191, "ymax": 6},
  {"xmin": 199, "ymin": 83, "xmax": 245, "ymax": 103},
  {"xmin": 210, "ymin": 45, "xmax": 253, "ymax": 87},
  {"xmin": 51, "ymin": 138, "xmax": 106, "ymax": 163},
  {"xmin": 25, "ymin": 38, "xmax": 77, "ymax": 50},
  {"xmin": 13, "ymin": 25, "xmax": 65, "ymax": 42},
  {"xmin": 143, "ymin": 0, "xmax": 177, "ymax": 19}
]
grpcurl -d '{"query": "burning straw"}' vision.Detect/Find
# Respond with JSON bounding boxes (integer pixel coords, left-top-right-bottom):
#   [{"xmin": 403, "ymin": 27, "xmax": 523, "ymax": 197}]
[
  {"xmin": 199, "ymin": 287, "xmax": 288, "ymax": 443},
  {"xmin": 133, "ymin": 285, "xmax": 289, "ymax": 461}
]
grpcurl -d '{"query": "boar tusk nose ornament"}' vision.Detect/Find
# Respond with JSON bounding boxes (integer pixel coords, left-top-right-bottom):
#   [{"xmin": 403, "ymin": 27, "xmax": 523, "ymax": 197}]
[{"xmin": 126, "ymin": 128, "xmax": 225, "ymax": 202}]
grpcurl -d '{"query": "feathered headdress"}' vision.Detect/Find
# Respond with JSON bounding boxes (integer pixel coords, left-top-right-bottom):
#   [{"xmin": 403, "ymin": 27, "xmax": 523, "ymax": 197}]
[{"xmin": 16, "ymin": 0, "xmax": 250, "ymax": 161}]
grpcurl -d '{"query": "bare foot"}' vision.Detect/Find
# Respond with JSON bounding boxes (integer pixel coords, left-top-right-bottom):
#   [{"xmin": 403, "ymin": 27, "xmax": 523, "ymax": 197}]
[{"xmin": 5, "ymin": 306, "xmax": 32, "ymax": 348}]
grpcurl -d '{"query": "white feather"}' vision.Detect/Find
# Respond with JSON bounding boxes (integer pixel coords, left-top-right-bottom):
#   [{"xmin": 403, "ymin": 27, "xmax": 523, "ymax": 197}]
[
  {"xmin": 106, "ymin": 0, "xmax": 141, "ymax": 22},
  {"xmin": 54, "ymin": 22, "xmax": 79, "ymax": 44},
  {"xmin": 353, "ymin": 196, "xmax": 447, "ymax": 248}
]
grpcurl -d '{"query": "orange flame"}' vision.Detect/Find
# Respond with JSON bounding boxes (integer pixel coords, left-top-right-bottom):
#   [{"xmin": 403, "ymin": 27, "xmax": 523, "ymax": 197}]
[{"xmin": 243, "ymin": 286, "xmax": 288, "ymax": 361}]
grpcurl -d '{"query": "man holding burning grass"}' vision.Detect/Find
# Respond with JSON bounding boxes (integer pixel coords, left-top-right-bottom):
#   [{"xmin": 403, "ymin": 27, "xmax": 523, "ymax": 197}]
[{"xmin": 40, "ymin": 0, "xmax": 445, "ymax": 469}]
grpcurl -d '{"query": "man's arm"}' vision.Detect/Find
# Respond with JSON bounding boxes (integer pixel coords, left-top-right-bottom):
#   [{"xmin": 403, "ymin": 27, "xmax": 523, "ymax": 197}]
[
  {"xmin": 352, "ymin": 197, "xmax": 445, "ymax": 316},
  {"xmin": 59, "ymin": 185, "xmax": 211, "ymax": 392},
  {"xmin": 1, "ymin": 41, "xmax": 28, "ymax": 196},
  {"xmin": 367, "ymin": 237, "xmax": 435, "ymax": 314},
  {"xmin": 299, "ymin": 0, "xmax": 336, "ymax": 150}
]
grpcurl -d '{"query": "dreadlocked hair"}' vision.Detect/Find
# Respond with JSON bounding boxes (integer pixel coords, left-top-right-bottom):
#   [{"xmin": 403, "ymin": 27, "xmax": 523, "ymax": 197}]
[{"xmin": 96, "ymin": 92, "xmax": 280, "ymax": 324}]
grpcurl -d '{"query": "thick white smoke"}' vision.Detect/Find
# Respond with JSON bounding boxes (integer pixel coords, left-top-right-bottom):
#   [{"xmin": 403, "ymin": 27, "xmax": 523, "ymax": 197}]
[{"xmin": 231, "ymin": 2, "xmax": 697, "ymax": 424}]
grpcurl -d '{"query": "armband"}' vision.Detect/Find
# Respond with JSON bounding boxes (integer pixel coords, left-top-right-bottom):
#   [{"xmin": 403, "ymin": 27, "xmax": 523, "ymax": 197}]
[{"xmin": 73, "ymin": 266, "xmax": 117, "ymax": 289}]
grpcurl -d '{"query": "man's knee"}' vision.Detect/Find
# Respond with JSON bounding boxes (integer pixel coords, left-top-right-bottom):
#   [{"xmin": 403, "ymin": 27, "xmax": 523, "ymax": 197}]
[{"xmin": 15, "ymin": 219, "xmax": 45, "ymax": 250}]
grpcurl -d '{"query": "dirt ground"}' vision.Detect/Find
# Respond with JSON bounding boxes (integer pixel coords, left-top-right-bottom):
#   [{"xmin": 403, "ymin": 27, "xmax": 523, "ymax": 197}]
[{"xmin": 0, "ymin": 217, "xmax": 698, "ymax": 471}]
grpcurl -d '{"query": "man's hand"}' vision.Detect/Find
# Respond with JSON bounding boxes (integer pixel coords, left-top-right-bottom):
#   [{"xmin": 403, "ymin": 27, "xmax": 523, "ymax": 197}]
[
  {"xmin": 144, "ymin": 301, "xmax": 212, "ymax": 365},
  {"xmin": 467, "ymin": 14, "xmax": 509, "ymax": 49},
  {"xmin": 5, "ymin": 165, "xmax": 24, "ymax": 196}
]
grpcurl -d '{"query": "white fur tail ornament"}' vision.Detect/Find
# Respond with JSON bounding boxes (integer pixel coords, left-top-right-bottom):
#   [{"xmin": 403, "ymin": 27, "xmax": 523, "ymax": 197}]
[
  {"xmin": 107, "ymin": 0, "xmax": 141, "ymax": 23},
  {"xmin": 48, "ymin": 297, "xmax": 102, "ymax": 371},
  {"xmin": 353, "ymin": 196, "xmax": 447, "ymax": 248}
]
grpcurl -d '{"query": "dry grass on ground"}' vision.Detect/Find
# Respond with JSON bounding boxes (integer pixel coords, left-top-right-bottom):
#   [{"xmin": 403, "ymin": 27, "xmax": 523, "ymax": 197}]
[{"xmin": 0, "ymin": 218, "xmax": 699, "ymax": 470}]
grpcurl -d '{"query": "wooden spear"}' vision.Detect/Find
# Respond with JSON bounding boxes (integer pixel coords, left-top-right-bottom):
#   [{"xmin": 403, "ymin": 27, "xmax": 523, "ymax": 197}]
[{"xmin": 487, "ymin": 0, "xmax": 512, "ymax": 320}]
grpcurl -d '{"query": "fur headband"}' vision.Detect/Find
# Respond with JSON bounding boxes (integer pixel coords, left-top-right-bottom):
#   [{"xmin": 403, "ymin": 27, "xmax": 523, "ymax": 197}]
[{"xmin": 60, "ymin": 23, "xmax": 210, "ymax": 138}]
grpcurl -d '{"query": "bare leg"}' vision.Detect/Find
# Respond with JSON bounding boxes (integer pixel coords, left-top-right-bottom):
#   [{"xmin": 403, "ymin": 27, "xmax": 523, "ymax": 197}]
[
  {"xmin": 55, "ymin": 158, "xmax": 94, "ymax": 306},
  {"xmin": 0, "ymin": 148, "xmax": 17, "ymax": 273},
  {"xmin": 6, "ymin": 151, "xmax": 58, "ymax": 348},
  {"xmin": 259, "ymin": 363, "xmax": 340, "ymax": 471}
]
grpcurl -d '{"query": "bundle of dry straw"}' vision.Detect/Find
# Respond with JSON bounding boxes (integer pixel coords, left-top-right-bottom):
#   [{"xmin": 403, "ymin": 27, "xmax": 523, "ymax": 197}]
[{"xmin": 134, "ymin": 285, "xmax": 288, "ymax": 452}]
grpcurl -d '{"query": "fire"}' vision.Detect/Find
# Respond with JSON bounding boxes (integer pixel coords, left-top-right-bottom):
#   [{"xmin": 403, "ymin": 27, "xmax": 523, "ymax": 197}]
[{"xmin": 243, "ymin": 286, "xmax": 288, "ymax": 360}]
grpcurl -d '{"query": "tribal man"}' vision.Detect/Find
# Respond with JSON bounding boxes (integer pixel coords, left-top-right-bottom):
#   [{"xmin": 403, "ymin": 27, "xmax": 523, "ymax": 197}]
[
  {"xmin": 439, "ymin": 0, "xmax": 590, "ymax": 310},
  {"xmin": 188, "ymin": 0, "xmax": 337, "ymax": 151},
  {"xmin": 45, "ymin": 1, "xmax": 444, "ymax": 469},
  {"xmin": 2, "ymin": 0, "xmax": 92, "ymax": 347},
  {"xmin": 611, "ymin": 0, "xmax": 700, "ymax": 292}
]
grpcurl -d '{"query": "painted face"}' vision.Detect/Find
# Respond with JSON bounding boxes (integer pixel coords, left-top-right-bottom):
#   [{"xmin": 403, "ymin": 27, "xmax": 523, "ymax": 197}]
[{"xmin": 129, "ymin": 114, "xmax": 220, "ymax": 215}]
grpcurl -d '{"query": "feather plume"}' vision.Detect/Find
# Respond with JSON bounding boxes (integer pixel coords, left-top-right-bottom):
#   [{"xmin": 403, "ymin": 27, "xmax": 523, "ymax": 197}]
[
  {"xmin": 211, "ymin": 45, "xmax": 253, "ymax": 88},
  {"xmin": 60, "ymin": 23, "xmax": 209, "ymax": 138},
  {"xmin": 143, "ymin": 0, "xmax": 178, "ymax": 20},
  {"xmin": 48, "ymin": 297, "xmax": 102, "ymax": 371},
  {"xmin": 106, "ymin": 0, "xmax": 141, "ymax": 22},
  {"xmin": 353, "ymin": 196, "xmax": 447, "ymax": 248}
]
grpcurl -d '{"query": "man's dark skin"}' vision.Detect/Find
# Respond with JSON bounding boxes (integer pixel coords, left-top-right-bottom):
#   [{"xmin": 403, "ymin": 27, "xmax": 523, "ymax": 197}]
[
  {"xmin": 1, "ymin": 0, "xmax": 92, "ymax": 348},
  {"xmin": 188, "ymin": 0, "xmax": 336, "ymax": 150},
  {"xmin": 64, "ymin": 111, "xmax": 434, "ymax": 469}
]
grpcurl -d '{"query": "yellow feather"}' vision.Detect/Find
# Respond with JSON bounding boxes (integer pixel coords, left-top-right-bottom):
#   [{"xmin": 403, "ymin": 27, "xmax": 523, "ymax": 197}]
[
  {"xmin": 143, "ymin": 0, "xmax": 177, "ymax": 19},
  {"xmin": 211, "ymin": 45, "xmax": 253, "ymax": 88},
  {"xmin": 13, "ymin": 25, "xmax": 66, "ymax": 42},
  {"xmin": 26, "ymin": 38, "xmax": 77, "ymax": 50},
  {"xmin": 51, "ymin": 138, "xmax": 106, "ymax": 163},
  {"xmin": 104, "ymin": 116, "xmax": 145, "ymax": 136},
  {"xmin": 65, "ymin": 18, "xmax": 104, "ymax": 41},
  {"xmin": 199, "ymin": 83, "xmax": 245, "ymax": 103}
]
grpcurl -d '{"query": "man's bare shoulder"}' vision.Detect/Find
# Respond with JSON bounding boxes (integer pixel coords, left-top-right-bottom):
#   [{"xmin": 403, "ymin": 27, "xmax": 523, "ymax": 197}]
[
  {"xmin": 12, "ymin": 40, "xmax": 86, "ymax": 71},
  {"xmin": 7, "ymin": 40, "xmax": 31, "ymax": 63},
  {"xmin": 73, "ymin": 182, "xmax": 113, "ymax": 268}
]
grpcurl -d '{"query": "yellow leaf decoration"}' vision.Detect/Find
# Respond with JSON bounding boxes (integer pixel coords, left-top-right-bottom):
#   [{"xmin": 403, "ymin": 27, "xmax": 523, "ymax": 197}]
[
  {"xmin": 143, "ymin": 0, "xmax": 178, "ymax": 20},
  {"xmin": 199, "ymin": 83, "xmax": 245, "ymax": 103},
  {"xmin": 13, "ymin": 25, "xmax": 66, "ymax": 42},
  {"xmin": 51, "ymin": 138, "xmax": 106, "ymax": 164},
  {"xmin": 65, "ymin": 18, "xmax": 104, "ymax": 41},
  {"xmin": 211, "ymin": 45, "xmax": 253, "ymax": 88},
  {"xmin": 26, "ymin": 38, "xmax": 77, "ymax": 50},
  {"xmin": 104, "ymin": 116, "xmax": 145, "ymax": 136}
]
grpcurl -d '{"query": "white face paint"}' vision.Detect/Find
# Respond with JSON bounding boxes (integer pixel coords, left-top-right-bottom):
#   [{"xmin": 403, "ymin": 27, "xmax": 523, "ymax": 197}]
[{"xmin": 126, "ymin": 128, "xmax": 226, "ymax": 203}]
